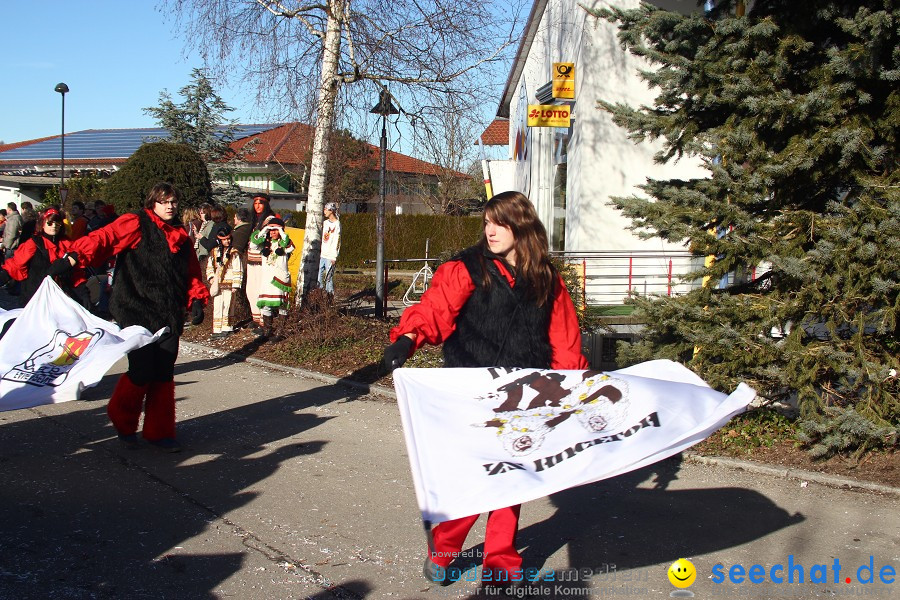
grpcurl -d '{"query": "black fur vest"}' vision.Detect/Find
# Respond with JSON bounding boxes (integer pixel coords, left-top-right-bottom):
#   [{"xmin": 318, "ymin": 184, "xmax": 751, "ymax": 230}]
[
  {"xmin": 22, "ymin": 235, "xmax": 53, "ymax": 304},
  {"xmin": 442, "ymin": 246, "xmax": 554, "ymax": 368},
  {"xmin": 109, "ymin": 211, "xmax": 191, "ymax": 335}
]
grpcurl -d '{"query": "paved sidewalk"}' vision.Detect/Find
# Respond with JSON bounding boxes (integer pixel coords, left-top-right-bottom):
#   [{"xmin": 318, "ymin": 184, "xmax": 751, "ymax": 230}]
[{"xmin": 1, "ymin": 339, "xmax": 897, "ymax": 600}]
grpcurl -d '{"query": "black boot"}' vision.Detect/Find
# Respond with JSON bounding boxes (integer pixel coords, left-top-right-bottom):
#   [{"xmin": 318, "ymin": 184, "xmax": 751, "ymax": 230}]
[
  {"xmin": 252, "ymin": 318, "xmax": 266, "ymax": 337},
  {"xmin": 262, "ymin": 314, "xmax": 274, "ymax": 339},
  {"xmin": 269, "ymin": 315, "xmax": 286, "ymax": 342}
]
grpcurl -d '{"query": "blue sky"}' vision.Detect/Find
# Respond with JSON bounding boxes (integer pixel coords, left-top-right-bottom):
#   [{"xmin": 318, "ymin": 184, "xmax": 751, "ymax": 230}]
[{"xmin": 1, "ymin": 1, "xmax": 260, "ymax": 145}]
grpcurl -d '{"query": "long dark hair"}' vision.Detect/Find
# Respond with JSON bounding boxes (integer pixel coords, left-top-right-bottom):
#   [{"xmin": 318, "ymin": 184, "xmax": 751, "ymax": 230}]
[
  {"xmin": 251, "ymin": 195, "xmax": 276, "ymax": 230},
  {"xmin": 477, "ymin": 191, "xmax": 555, "ymax": 306}
]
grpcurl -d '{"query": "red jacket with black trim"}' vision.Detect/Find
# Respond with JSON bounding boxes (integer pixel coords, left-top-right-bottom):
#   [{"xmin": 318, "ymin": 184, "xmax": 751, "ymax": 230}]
[
  {"xmin": 2, "ymin": 235, "xmax": 88, "ymax": 289},
  {"xmin": 71, "ymin": 209, "xmax": 209, "ymax": 308}
]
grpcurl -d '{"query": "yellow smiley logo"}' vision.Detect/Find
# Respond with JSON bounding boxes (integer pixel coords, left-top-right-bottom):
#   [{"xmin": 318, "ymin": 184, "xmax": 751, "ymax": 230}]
[{"xmin": 667, "ymin": 558, "xmax": 697, "ymax": 588}]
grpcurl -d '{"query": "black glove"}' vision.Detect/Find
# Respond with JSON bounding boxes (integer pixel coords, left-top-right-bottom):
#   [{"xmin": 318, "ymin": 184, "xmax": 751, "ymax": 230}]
[
  {"xmin": 383, "ymin": 335, "xmax": 414, "ymax": 372},
  {"xmin": 47, "ymin": 256, "xmax": 74, "ymax": 277},
  {"xmin": 190, "ymin": 300, "xmax": 204, "ymax": 326},
  {"xmin": 0, "ymin": 269, "xmax": 11, "ymax": 287},
  {"xmin": 274, "ymin": 247, "xmax": 285, "ymax": 256},
  {"xmin": 261, "ymin": 247, "xmax": 271, "ymax": 257}
]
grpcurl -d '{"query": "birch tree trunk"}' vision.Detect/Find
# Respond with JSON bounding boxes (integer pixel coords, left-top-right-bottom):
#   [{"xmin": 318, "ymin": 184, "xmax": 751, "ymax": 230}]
[{"xmin": 297, "ymin": 0, "xmax": 344, "ymax": 304}]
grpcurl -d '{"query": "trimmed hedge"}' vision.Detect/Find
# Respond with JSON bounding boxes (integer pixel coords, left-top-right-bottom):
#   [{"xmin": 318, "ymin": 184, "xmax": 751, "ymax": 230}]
[{"xmin": 284, "ymin": 212, "xmax": 483, "ymax": 269}]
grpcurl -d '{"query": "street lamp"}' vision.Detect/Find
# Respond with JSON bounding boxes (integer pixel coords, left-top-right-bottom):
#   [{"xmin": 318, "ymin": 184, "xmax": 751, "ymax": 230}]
[
  {"xmin": 370, "ymin": 87, "xmax": 400, "ymax": 319},
  {"xmin": 54, "ymin": 82, "xmax": 69, "ymax": 203}
]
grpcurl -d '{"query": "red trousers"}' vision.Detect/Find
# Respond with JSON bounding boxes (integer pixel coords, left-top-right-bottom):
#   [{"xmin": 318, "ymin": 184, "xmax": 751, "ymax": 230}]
[
  {"xmin": 107, "ymin": 374, "xmax": 176, "ymax": 441},
  {"xmin": 429, "ymin": 504, "xmax": 522, "ymax": 575}
]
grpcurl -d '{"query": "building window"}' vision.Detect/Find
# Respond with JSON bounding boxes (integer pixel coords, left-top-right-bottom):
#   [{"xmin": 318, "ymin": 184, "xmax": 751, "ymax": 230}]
[{"xmin": 551, "ymin": 130, "xmax": 569, "ymax": 251}]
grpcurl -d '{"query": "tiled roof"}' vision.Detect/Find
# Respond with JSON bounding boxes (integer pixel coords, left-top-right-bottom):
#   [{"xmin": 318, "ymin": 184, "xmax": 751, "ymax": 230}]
[
  {"xmin": 231, "ymin": 122, "xmax": 314, "ymax": 164},
  {"xmin": 232, "ymin": 122, "xmax": 467, "ymax": 178},
  {"xmin": 478, "ymin": 119, "xmax": 509, "ymax": 146}
]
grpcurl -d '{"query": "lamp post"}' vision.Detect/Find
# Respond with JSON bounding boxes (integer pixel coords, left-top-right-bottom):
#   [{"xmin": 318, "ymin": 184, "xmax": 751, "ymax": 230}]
[
  {"xmin": 54, "ymin": 82, "xmax": 69, "ymax": 203},
  {"xmin": 370, "ymin": 88, "xmax": 400, "ymax": 319}
]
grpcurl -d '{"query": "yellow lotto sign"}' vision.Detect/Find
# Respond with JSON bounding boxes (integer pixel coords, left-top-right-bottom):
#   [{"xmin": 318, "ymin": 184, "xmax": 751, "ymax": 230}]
[
  {"xmin": 527, "ymin": 105, "xmax": 571, "ymax": 128},
  {"xmin": 552, "ymin": 62, "xmax": 575, "ymax": 99}
]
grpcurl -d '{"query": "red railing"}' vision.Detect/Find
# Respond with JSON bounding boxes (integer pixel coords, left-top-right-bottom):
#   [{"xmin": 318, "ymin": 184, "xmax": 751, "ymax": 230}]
[{"xmin": 551, "ymin": 250, "xmax": 700, "ymax": 305}]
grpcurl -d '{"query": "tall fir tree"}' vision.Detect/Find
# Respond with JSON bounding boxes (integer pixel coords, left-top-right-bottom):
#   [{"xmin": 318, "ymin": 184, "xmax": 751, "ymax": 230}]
[
  {"xmin": 591, "ymin": 0, "xmax": 899, "ymax": 453},
  {"xmin": 143, "ymin": 68, "xmax": 250, "ymax": 205}
]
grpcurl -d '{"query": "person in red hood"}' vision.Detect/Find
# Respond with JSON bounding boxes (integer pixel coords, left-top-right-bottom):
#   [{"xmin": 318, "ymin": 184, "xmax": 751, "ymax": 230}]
[
  {"xmin": 68, "ymin": 182, "xmax": 210, "ymax": 452},
  {"xmin": 0, "ymin": 206, "xmax": 90, "ymax": 307}
]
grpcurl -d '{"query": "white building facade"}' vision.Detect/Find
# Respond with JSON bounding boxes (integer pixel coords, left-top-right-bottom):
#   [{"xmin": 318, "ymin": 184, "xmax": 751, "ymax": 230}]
[{"xmin": 494, "ymin": 0, "xmax": 709, "ymax": 303}]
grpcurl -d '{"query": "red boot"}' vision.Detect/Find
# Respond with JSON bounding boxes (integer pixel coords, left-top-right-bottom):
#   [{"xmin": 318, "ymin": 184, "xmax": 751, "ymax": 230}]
[
  {"xmin": 143, "ymin": 381, "xmax": 177, "ymax": 445},
  {"xmin": 107, "ymin": 374, "xmax": 148, "ymax": 436}
]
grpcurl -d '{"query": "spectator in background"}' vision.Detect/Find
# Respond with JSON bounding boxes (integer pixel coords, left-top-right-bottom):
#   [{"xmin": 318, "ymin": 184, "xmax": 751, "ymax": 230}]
[
  {"xmin": 206, "ymin": 226, "xmax": 243, "ymax": 339},
  {"xmin": 0, "ymin": 209, "xmax": 7, "ymax": 263},
  {"xmin": 195, "ymin": 203, "xmax": 214, "ymax": 264},
  {"xmin": 318, "ymin": 202, "xmax": 341, "ymax": 298},
  {"xmin": 198, "ymin": 204, "xmax": 229, "ymax": 256},
  {"xmin": 182, "ymin": 207, "xmax": 201, "ymax": 247},
  {"xmin": 247, "ymin": 195, "xmax": 276, "ymax": 332},
  {"xmin": 2, "ymin": 203, "xmax": 23, "ymax": 293},
  {"xmin": 3, "ymin": 203, "xmax": 22, "ymax": 256},
  {"xmin": 231, "ymin": 207, "xmax": 253, "ymax": 254},
  {"xmin": 100, "ymin": 201, "xmax": 118, "ymax": 225},
  {"xmin": 228, "ymin": 207, "xmax": 254, "ymax": 330},
  {"xmin": 88, "ymin": 200, "xmax": 110, "ymax": 231},
  {"xmin": 249, "ymin": 217, "xmax": 294, "ymax": 339},
  {"xmin": 19, "ymin": 201, "xmax": 37, "ymax": 244},
  {"xmin": 68, "ymin": 201, "xmax": 89, "ymax": 240}
]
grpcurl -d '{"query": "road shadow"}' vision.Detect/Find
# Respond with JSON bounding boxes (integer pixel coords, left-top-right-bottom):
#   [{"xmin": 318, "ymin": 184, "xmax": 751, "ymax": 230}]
[
  {"xmin": 440, "ymin": 456, "xmax": 804, "ymax": 600},
  {"xmin": 0, "ymin": 352, "xmax": 364, "ymax": 599}
]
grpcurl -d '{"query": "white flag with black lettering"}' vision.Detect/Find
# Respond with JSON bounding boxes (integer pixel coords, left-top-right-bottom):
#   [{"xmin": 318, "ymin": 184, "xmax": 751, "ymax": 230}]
[
  {"xmin": 0, "ymin": 278, "xmax": 162, "ymax": 411},
  {"xmin": 394, "ymin": 361, "xmax": 755, "ymax": 524}
]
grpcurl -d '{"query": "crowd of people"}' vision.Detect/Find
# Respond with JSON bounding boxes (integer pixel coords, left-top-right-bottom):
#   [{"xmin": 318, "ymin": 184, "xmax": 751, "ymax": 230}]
[
  {"xmin": 185, "ymin": 193, "xmax": 314, "ymax": 339},
  {"xmin": 0, "ymin": 192, "xmax": 345, "ymax": 340}
]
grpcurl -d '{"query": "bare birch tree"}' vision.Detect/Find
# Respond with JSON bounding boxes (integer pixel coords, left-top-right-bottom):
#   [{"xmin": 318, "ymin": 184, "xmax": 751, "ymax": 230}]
[
  {"xmin": 163, "ymin": 0, "xmax": 524, "ymax": 302},
  {"xmin": 408, "ymin": 92, "xmax": 485, "ymax": 214}
]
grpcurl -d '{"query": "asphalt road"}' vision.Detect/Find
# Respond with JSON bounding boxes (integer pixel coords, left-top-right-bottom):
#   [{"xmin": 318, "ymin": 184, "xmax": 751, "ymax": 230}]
[{"xmin": 1, "ymin": 337, "xmax": 897, "ymax": 600}]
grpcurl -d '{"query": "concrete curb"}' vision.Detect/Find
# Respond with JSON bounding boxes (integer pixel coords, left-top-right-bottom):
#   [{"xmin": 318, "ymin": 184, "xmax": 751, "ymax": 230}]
[
  {"xmin": 180, "ymin": 340, "xmax": 397, "ymax": 399},
  {"xmin": 683, "ymin": 453, "xmax": 900, "ymax": 498},
  {"xmin": 181, "ymin": 340, "xmax": 900, "ymax": 499}
]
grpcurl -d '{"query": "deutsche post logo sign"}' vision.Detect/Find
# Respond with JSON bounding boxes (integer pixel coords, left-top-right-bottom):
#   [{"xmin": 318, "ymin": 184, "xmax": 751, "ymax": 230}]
[
  {"xmin": 527, "ymin": 105, "xmax": 571, "ymax": 128},
  {"xmin": 552, "ymin": 62, "xmax": 575, "ymax": 99}
]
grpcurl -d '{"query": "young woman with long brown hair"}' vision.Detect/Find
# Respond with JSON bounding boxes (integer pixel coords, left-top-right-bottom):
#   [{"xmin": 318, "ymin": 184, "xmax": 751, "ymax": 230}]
[{"xmin": 383, "ymin": 190, "xmax": 588, "ymax": 592}]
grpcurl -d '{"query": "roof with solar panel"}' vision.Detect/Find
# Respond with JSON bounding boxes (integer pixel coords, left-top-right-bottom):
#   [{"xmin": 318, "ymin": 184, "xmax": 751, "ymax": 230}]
[
  {"xmin": 0, "ymin": 122, "xmax": 464, "ymax": 178},
  {"xmin": 0, "ymin": 124, "xmax": 284, "ymax": 167}
]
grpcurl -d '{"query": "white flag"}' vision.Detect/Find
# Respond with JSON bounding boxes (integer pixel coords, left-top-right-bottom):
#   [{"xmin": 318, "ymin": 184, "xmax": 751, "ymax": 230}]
[
  {"xmin": 0, "ymin": 278, "xmax": 163, "ymax": 411},
  {"xmin": 394, "ymin": 361, "xmax": 755, "ymax": 524}
]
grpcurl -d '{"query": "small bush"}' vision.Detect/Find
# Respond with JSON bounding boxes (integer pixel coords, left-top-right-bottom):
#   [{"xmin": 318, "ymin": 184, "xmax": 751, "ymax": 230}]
[{"xmin": 798, "ymin": 406, "xmax": 899, "ymax": 460}]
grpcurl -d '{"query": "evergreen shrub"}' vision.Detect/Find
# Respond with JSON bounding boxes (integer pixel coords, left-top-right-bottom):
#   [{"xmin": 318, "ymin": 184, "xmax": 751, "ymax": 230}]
[
  {"xmin": 103, "ymin": 142, "xmax": 212, "ymax": 213},
  {"xmin": 593, "ymin": 1, "xmax": 900, "ymax": 454}
]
